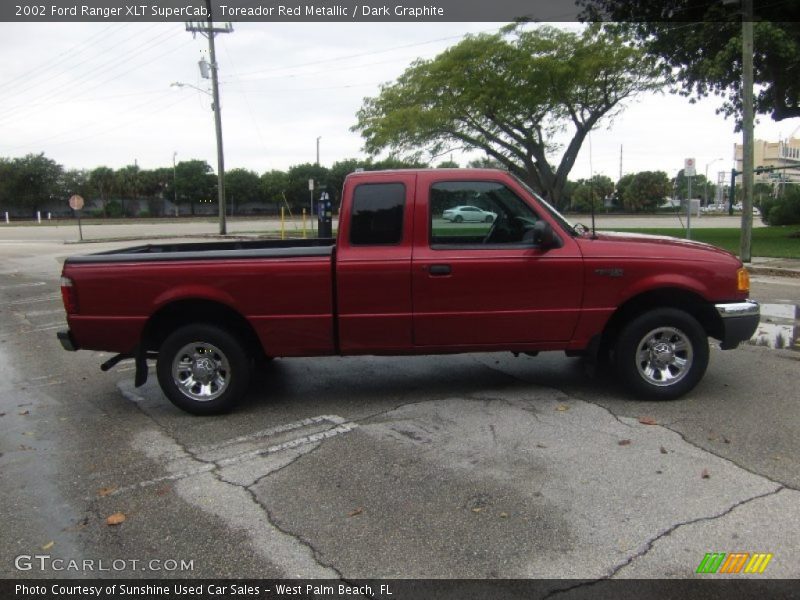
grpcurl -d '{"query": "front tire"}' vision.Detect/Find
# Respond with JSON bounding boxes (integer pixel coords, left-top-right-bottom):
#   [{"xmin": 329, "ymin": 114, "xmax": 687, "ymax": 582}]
[
  {"xmin": 454, "ymin": 215, "xmax": 463, "ymax": 223},
  {"xmin": 156, "ymin": 324, "xmax": 251, "ymax": 415},
  {"xmin": 614, "ymin": 308, "xmax": 709, "ymax": 400}
]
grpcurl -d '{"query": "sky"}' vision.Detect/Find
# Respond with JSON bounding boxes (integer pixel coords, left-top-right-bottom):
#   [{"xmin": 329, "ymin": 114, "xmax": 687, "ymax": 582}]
[{"xmin": 1, "ymin": 20, "xmax": 798, "ymax": 186}]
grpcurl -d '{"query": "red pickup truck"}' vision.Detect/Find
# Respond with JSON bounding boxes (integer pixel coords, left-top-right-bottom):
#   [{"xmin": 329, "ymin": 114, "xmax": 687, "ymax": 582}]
[{"xmin": 58, "ymin": 169, "xmax": 759, "ymax": 415}]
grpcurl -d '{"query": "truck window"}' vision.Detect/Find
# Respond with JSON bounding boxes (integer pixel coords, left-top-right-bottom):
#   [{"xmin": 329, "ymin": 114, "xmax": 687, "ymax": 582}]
[
  {"xmin": 350, "ymin": 183, "xmax": 406, "ymax": 246},
  {"xmin": 431, "ymin": 181, "xmax": 540, "ymax": 247}
]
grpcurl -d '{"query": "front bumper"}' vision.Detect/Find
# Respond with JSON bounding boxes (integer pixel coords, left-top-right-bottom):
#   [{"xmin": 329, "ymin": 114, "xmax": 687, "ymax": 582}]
[
  {"xmin": 57, "ymin": 329, "xmax": 79, "ymax": 352},
  {"xmin": 715, "ymin": 300, "xmax": 760, "ymax": 350}
]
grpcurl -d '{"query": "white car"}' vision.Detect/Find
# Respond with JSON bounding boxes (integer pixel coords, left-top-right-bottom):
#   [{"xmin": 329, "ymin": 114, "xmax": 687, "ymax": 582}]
[{"xmin": 442, "ymin": 205, "xmax": 497, "ymax": 223}]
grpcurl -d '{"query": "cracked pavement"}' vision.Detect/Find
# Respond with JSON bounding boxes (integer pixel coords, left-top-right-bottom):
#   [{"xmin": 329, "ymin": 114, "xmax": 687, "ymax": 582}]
[{"xmin": 104, "ymin": 353, "xmax": 799, "ymax": 580}]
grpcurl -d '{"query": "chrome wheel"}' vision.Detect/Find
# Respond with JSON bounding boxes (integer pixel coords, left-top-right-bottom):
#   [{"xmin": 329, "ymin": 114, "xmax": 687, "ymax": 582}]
[
  {"xmin": 635, "ymin": 326, "xmax": 693, "ymax": 387},
  {"xmin": 171, "ymin": 342, "xmax": 230, "ymax": 402}
]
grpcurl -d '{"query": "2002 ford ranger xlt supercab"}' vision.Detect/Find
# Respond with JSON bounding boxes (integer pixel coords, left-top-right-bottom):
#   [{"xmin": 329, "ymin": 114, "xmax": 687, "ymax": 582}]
[{"xmin": 57, "ymin": 169, "xmax": 759, "ymax": 414}]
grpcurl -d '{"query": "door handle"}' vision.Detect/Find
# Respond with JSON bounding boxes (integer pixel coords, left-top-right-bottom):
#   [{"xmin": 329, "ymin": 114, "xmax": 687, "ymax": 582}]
[{"xmin": 428, "ymin": 264, "xmax": 452, "ymax": 276}]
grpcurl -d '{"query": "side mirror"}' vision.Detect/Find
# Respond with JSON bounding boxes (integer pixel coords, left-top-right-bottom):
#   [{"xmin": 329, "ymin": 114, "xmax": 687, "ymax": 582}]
[{"xmin": 532, "ymin": 221, "xmax": 558, "ymax": 248}]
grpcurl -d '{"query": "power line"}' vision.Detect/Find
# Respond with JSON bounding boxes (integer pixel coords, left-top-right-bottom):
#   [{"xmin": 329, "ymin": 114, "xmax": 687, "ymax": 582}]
[
  {"xmin": 0, "ymin": 23, "xmax": 131, "ymax": 100},
  {"xmin": 0, "ymin": 23, "xmax": 155, "ymax": 105},
  {"xmin": 2, "ymin": 92, "xmax": 194, "ymax": 153},
  {"xmin": 227, "ymin": 25, "xmax": 502, "ymax": 80},
  {"xmin": 0, "ymin": 30, "xmax": 193, "ymax": 126}
]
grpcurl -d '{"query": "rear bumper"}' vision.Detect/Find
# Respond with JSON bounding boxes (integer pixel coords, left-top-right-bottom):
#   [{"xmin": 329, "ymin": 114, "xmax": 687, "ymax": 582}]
[
  {"xmin": 57, "ymin": 329, "xmax": 79, "ymax": 352},
  {"xmin": 715, "ymin": 300, "xmax": 760, "ymax": 350}
]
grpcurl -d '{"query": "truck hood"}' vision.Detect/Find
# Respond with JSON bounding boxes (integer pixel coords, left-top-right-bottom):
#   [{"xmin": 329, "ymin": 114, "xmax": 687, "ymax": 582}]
[{"xmin": 576, "ymin": 231, "xmax": 740, "ymax": 263}]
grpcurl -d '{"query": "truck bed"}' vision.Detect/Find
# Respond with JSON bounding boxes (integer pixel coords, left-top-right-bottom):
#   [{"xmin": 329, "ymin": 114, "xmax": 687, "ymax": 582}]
[
  {"xmin": 64, "ymin": 238, "xmax": 336, "ymax": 264},
  {"xmin": 61, "ymin": 237, "xmax": 338, "ymax": 357}
]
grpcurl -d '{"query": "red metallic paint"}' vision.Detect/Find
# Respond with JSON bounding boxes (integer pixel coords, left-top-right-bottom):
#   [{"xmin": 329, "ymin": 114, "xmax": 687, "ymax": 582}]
[{"xmin": 62, "ymin": 169, "xmax": 747, "ymax": 360}]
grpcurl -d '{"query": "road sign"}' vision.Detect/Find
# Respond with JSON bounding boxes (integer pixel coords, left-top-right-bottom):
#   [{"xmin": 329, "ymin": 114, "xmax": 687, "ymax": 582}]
[
  {"xmin": 684, "ymin": 158, "xmax": 696, "ymax": 177},
  {"xmin": 69, "ymin": 195, "xmax": 84, "ymax": 211},
  {"xmin": 69, "ymin": 195, "xmax": 84, "ymax": 241}
]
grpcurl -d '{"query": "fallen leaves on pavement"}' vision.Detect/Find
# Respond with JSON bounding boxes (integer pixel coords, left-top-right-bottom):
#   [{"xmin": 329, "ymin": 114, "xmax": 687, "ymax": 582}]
[
  {"xmin": 97, "ymin": 486, "xmax": 117, "ymax": 498},
  {"xmin": 106, "ymin": 512, "xmax": 126, "ymax": 526}
]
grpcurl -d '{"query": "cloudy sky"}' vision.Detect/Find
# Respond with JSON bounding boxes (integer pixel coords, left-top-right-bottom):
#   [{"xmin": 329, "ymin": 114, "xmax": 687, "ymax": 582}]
[{"xmin": 1, "ymin": 20, "xmax": 797, "ymax": 185}]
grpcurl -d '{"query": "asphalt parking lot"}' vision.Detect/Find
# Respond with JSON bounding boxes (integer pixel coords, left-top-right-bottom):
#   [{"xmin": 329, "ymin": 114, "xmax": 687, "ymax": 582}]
[{"xmin": 0, "ymin": 227, "xmax": 798, "ymax": 593}]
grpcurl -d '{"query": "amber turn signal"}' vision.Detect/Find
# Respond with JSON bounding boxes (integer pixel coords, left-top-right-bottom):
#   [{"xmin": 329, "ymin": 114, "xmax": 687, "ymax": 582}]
[{"xmin": 737, "ymin": 268, "xmax": 750, "ymax": 293}]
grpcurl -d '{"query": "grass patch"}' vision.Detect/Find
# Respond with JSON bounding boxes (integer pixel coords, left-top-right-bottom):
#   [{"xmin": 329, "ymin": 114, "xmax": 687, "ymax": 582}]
[{"xmin": 601, "ymin": 226, "xmax": 800, "ymax": 259}]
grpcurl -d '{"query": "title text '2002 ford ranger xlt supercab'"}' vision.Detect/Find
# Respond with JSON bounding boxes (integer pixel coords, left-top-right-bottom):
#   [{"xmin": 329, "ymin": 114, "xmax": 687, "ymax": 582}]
[{"xmin": 58, "ymin": 169, "xmax": 759, "ymax": 414}]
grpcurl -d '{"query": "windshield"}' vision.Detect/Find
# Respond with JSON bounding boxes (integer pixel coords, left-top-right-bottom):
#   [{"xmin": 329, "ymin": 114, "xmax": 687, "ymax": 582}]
[{"xmin": 509, "ymin": 174, "xmax": 577, "ymax": 236}]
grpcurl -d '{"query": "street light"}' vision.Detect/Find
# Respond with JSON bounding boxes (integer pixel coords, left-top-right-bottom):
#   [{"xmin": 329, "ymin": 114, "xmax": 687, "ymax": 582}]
[
  {"xmin": 704, "ymin": 158, "xmax": 723, "ymax": 207},
  {"xmin": 170, "ymin": 80, "xmax": 227, "ymax": 234}
]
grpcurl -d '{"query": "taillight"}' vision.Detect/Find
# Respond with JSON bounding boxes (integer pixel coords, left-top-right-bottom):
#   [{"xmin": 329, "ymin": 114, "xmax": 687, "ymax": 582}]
[{"xmin": 60, "ymin": 276, "xmax": 78, "ymax": 314}]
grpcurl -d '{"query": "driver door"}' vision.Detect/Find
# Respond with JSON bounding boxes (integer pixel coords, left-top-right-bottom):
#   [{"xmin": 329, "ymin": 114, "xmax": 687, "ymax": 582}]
[{"xmin": 412, "ymin": 178, "xmax": 583, "ymax": 348}]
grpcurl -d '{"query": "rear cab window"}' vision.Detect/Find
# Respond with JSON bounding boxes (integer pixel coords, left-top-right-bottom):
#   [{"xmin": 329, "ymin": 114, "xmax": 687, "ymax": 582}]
[{"xmin": 350, "ymin": 183, "xmax": 406, "ymax": 246}]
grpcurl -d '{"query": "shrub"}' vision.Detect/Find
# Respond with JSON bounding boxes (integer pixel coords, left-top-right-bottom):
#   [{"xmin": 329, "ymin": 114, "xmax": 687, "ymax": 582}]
[
  {"xmin": 761, "ymin": 187, "xmax": 800, "ymax": 226},
  {"xmin": 106, "ymin": 201, "xmax": 124, "ymax": 218}
]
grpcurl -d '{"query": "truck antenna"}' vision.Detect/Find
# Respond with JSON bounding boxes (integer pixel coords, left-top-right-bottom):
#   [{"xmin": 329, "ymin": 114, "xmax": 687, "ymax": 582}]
[{"xmin": 589, "ymin": 133, "xmax": 597, "ymax": 239}]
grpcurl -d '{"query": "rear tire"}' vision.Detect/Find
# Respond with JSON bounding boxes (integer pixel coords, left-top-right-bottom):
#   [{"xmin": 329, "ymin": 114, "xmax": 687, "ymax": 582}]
[
  {"xmin": 156, "ymin": 324, "xmax": 251, "ymax": 415},
  {"xmin": 614, "ymin": 308, "xmax": 708, "ymax": 400}
]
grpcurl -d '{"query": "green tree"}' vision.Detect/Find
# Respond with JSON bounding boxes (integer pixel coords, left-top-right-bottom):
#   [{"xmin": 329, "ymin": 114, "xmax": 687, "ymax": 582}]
[
  {"xmin": 88, "ymin": 166, "xmax": 116, "ymax": 216},
  {"xmin": 616, "ymin": 173, "xmax": 635, "ymax": 207},
  {"xmin": 0, "ymin": 158, "xmax": 13, "ymax": 213},
  {"xmin": 753, "ymin": 181, "xmax": 772, "ymax": 211},
  {"xmin": 468, "ymin": 156, "xmax": 506, "ymax": 169},
  {"xmin": 673, "ymin": 169, "xmax": 709, "ymax": 201},
  {"xmin": 225, "ymin": 168, "xmax": 262, "ymax": 214},
  {"xmin": 570, "ymin": 175, "xmax": 614, "ymax": 213},
  {"xmin": 436, "ymin": 160, "xmax": 460, "ymax": 168},
  {"xmin": 138, "ymin": 168, "xmax": 171, "ymax": 216},
  {"xmin": 260, "ymin": 170, "xmax": 289, "ymax": 206},
  {"xmin": 115, "ymin": 164, "xmax": 141, "ymax": 216},
  {"xmin": 368, "ymin": 157, "xmax": 428, "ymax": 170},
  {"xmin": 579, "ymin": 1, "xmax": 800, "ymax": 121},
  {"xmin": 620, "ymin": 171, "xmax": 670, "ymax": 213},
  {"xmin": 9, "ymin": 153, "xmax": 63, "ymax": 214},
  {"xmin": 286, "ymin": 163, "xmax": 330, "ymax": 213},
  {"xmin": 175, "ymin": 160, "xmax": 215, "ymax": 215},
  {"xmin": 353, "ymin": 24, "xmax": 659, "ymax": 208},
  {"xmin": 60, "ymin": 169, "xmax": 90, "ymax": 206}
]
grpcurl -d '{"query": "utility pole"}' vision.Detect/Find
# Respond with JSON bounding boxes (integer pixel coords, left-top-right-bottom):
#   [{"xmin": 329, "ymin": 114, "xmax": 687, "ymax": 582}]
[
  {"xmin": 316, "ymin": 136, "xmax": 321, "ymax": 166},
  {"xmin": 186, "ymin": 2, "xmax": 232, "ymax": 235},
  {"xmin": 740, "ymin": 0, "xmax": 755, "ymax": 262}
]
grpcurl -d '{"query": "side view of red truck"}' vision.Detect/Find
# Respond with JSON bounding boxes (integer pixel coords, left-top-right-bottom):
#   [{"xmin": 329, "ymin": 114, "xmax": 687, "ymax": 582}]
[{"xmin": 58, "ymin": 169, "xmax": 759, "ymax": 415}]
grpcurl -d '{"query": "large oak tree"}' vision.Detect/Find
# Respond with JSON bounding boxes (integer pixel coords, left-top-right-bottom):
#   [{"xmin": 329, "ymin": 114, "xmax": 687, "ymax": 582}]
[
  {"xmin": 579, "ymin": 0, "xmax": 800, "ymax": 122},
  {"xmin": 353, "ymin": 24, "xmax": 660, "ymax": 207}
]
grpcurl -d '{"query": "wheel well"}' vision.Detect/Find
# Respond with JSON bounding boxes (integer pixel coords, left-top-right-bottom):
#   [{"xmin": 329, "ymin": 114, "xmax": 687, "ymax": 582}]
[
  {"xmin": 142, "ymin": 299, "xmax": 265, "ymax": 360},
  {"xmin": 601, "ymin": 288, "xmax": 723, "ymax": 349}
]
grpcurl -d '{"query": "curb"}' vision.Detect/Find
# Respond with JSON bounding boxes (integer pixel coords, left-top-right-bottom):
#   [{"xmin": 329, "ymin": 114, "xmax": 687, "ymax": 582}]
[{"xmin": 747, "ymin": 266, "xmax": 800, "ymax": 279}]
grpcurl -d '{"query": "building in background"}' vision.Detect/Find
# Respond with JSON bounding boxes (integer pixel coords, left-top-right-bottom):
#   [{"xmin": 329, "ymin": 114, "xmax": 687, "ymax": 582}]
[{"xmin": 734, "ymin": 136, "xmax": 800, "ymax": 185}]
